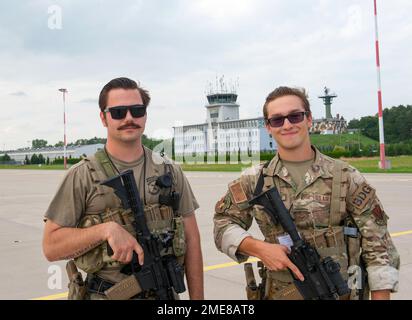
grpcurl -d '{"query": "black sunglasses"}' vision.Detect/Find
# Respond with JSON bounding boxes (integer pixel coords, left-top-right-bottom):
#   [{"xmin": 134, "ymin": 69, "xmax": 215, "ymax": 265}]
[
  {"xmin": 104, "ymin": 104, "xmax": 147, "ymax": 120},
  {"xmin": 266, "ymin": 111, "xmax": 309, "ymax": 128}
]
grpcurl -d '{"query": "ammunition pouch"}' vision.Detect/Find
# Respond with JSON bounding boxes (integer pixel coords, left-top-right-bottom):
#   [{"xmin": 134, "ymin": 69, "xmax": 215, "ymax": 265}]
[
  {"xmin": 244, "ymin": 261, "xmax": 267, "ymax": 300},
  {"xmin": 85, "ymin": 274, "xmax": 151, "ymax": 300},
  {"xmin": 265, "ymin": 269, "xmax": 304, "ymax": 300},
  {"xmin": 244, "ymin": 263, "xmax": 260, "ymax": 300},
  {"xmin": 300, "ymin": 226, "xmax": 349, "ymax": 280},
  {"xmin": 345, "ymin": 224, "xmax": 369, "ymax": 300}
]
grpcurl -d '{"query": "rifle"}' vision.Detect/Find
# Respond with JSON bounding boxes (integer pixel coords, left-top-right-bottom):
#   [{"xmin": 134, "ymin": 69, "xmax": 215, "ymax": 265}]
[
  {"xmin": 101, "ymin": 169, "xmax": 186, "ymax": 300},
  {"xmin": 249, "ymin": 186, "xmax": 350, "ymax": 300}
]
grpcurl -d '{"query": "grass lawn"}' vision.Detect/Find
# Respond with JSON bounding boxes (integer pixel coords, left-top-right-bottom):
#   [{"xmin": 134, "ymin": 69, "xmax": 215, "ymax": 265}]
[
  {"xmin": 181, "ymin": 155, "xmax": 412, "ymax": 173},
  {"xmin": 2, "ymin": 156, "xmax": 411, "ymax": 173},
  {"xmin": 0, "ymin": 164, "xmax": 67, "ymax": 170},
  {"xmin": 310, "ymin": 133, "xmax": 378, "ymax": 147},
  {"xmin": 342, "ymin": 155, "xmax": 412, "ymax": 173},
  {"xmin": 180, "ymin": 163, "xmax": 248, "ymax": 172}
]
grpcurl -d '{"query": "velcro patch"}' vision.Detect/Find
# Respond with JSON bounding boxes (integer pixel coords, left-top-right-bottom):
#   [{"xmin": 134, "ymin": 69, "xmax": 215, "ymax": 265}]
[
  {"xmin": 215, "ymin": 196, "xmax": 225, "ymax": 214},
  {"xmin": 215, "ymin": 195, "xmax": 231, "ymax": 213},
  {"xmin": 229, "ymin": 181, "xmax": 248, "ymax": 204},
  {"xmin": 351, "ymin": 182, "xmax": 375, "ymax": 210}
]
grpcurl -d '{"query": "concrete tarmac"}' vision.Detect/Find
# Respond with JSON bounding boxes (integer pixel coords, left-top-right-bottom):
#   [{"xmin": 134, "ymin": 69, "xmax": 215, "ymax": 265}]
[{"xmin": 0, "ymin": 169, "xmax": 411, "ymax": 300}]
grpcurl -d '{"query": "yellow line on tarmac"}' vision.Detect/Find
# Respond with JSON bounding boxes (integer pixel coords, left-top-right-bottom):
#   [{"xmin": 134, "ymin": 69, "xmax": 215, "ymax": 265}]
[
  {"xmin": 203, "ymin": 257, "xmax": 259, "ymax": 271},
  {"xmin": 31, "ymin": 229, "xmax": 412, "ymax": 300},
  {"xmin": 391, "ymin": 230, "xmax": 412, "ymax": 238},
  {"xmin": 31, "ymin": 292, "xmax": 68, "ymax": 300}
]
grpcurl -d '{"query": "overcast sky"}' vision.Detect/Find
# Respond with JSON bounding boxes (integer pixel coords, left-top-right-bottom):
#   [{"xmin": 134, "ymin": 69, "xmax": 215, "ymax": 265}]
[{"xmin": 0, "ymin": 0, "xmax": 411, "ymax": 150}]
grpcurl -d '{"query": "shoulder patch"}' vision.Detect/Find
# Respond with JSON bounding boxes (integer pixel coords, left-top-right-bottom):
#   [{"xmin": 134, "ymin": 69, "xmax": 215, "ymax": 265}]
[
  {"xmin": 215, "ymin": 194, "xmax": 232, "ymax": 214},
  {"xmin": 215, "ymin": 196, "xmax": 225, "ymax": 214},
  {"xmin": 229, "ymin": 181, "xmax": 248, "ymax": 204},
  {"xmin": 351, "ymin": 182, "xmax": 375, "ymax": 210}
]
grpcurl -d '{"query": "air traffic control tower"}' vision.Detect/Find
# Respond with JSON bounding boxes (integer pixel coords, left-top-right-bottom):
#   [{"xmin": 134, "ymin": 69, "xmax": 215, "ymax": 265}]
[{"xmin": 205, "ymin": 79, "xmax": 240, "ymax": 124}]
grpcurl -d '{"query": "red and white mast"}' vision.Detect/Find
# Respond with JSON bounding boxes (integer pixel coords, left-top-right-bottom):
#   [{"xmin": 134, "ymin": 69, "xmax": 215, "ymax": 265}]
[{"xmin": 373, "ymin": 0, "xmax": 387, "ymax": 169}]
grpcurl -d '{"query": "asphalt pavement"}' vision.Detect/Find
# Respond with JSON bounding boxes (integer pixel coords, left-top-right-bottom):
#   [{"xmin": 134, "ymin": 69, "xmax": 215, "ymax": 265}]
[{"xmin": 0, "ymin": 169, "xmax": 411, "ymax": 300}]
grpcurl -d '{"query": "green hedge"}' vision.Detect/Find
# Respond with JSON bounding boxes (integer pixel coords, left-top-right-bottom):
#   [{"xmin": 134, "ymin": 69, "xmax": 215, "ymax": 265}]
[{"xmin": 52, "ymin": 157, "xmax": 82, "ymax": 165}]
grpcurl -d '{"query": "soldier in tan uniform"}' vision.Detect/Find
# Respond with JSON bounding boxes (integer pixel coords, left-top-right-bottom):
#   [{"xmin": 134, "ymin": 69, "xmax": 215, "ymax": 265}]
[
  {"xmin": 214, "ymin": 86, "xmax": 399, "ymax": 300},
  {"xmin": 42, "ymin": 77, "xmax": 204, "ymax": 300}
]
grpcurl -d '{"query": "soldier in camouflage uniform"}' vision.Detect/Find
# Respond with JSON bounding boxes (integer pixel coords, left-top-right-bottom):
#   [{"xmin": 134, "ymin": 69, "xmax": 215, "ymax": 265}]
[
  {"xmin": 214, "ymin": 86, "xmax": 399, "ymax": 300},
  {"xmin": 43, "ymin": 77, "xmax": 204, "ymax": 300}
]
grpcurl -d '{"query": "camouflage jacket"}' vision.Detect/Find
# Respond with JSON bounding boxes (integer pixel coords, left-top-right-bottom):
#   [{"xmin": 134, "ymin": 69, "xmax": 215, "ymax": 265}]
[{"xmin": 213, "ymin": 147, "xmax": 400, "ymax": 292}]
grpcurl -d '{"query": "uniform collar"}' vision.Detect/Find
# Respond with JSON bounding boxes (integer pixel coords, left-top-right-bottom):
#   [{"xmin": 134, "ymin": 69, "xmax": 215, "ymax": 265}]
[{"xmin": 264, "ymin": 146, "xmax": 334, "ymax": 186}]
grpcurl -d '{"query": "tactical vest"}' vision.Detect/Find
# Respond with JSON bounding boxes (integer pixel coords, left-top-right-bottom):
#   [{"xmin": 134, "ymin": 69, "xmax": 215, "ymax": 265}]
[
  {"xmin": 252, "ymin": 160, "xmax": 366, "ymax": 300},
  {"xmin": 73, "ymin": 149, "xmax": 186, "ymax": 276}
]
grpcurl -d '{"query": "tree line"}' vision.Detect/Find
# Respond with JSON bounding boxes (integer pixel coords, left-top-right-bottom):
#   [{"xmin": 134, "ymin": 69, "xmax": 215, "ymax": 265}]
[
  {"xmin": 344, "ymin": 104, "xmax": 412, "ymax": 157},
  {"xmin": 30, "ymin": 137, "xmax": 107, "ymax": 149},
  {"xmin": 29, "ymin": 135, "xmax": 162, "ymax": 149},
  {"xmin": 348, "ymin": 104, "xmax": 412, "ymax": 143},
  {"xmin": 11, "ymin": 135, "xmax": 163, "ymax": 165}
]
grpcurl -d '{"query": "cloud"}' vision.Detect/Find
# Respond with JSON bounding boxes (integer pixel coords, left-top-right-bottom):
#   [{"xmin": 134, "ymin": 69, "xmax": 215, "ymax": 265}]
[
  {"xmin": 340, "ymin": 5, "xmax": 363, "ymax": 38},
  {"xmin": 0, "ymin": 1, "xmax": 411, "ymax": 148},
  {"xmin": 187, "ymin": 0, "xmax": 257, "ymax": 24},
  {"xmin": 78, "ymin": 98, "xmax": 97, "ymax": 104},
  {"xmin": 9, "ymin": 91, "xmax": 27, "ymax": 97}
]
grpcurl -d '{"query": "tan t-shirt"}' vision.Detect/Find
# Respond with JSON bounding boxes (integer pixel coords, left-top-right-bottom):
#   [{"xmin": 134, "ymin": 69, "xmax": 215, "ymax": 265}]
[
  {"xmin": 44, "ymin": 147, "xmax": 199, "ymax": 227},
  {"xmin": 281, "ymin": 158, "xmax": 315, "ymax": 192}
]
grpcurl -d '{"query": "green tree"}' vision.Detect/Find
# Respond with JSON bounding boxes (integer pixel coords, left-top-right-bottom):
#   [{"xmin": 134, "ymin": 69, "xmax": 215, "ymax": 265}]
[
  {"xmin": 351, "ymin": 104, "xmax": 412, "ymax": 144},
  {"xmin": 31, "ymin": 154, "xmax": 39, "ymax": 164},
  {"xmin": 142, "ymin": 134, "xmax": 162, "ymax": 150},
  {"xmin": 359, "ymin": 116, "xmax": 379, "ymax": 141},
  {"xmin": 32, "ymin": 139, "xmax": 48, "ymax": 149},
  {"xmin": 348, "ymin": 119, "xmax": 360, "ymax": 129},
  {"xmin": 38, "ymin": 154, "xmax": 45, "ymax": 164},
  {"xmin": 71, "ymin": 137, "xmax": 106, "ymax": 146},
  {"xmin": 54, "ymin": 141, "xmax": 64, "ymax": 147},
  {"xmin": 0, "ymin": 153, "xmax": 11, "ymax": 162}
]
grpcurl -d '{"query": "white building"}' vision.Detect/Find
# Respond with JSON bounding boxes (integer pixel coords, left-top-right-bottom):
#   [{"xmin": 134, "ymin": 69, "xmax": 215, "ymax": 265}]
[
  {"xmin": 173, "ymin": 89, "xmax": 276, "ymax": 158},
  {"xmin": 0, "ymin": 144, "xmax": 104, "ymax": 164}
]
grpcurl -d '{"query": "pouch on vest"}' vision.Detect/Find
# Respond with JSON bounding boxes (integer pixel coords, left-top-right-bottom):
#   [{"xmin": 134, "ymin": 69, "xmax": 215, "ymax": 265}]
[
  {"xmin": 265, "ymin": 270, "xmax": 304, "ymax": 300},
  {"xmin": 66, "ymin": 260, "xmax": 87, "ymax": 300},
  {"xmin": 172, "ymin": 216, "xmax": 186, "ymax": 259},
  {"xmin": 301, "ymin": 227, "xmax": 349, "ymax": 280},
  {"xmin": 73, "ymin": 214, "xmax": 110, "ymax": 274}
]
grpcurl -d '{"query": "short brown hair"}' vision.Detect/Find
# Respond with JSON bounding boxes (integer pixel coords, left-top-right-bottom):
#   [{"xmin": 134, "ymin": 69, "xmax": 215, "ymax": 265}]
[
  {"xmin": 98, "ymin": 77, "xmax": 151, "ymax": 112},
  {"xmin": 263, "ymin": 86, "xmax": 311, "ymax": 119}
]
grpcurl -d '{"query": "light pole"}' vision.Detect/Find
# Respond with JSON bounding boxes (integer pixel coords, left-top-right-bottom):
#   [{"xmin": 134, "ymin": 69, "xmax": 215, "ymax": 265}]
[{"xmin": 58, "ymin": 88, "xmax": 68, "ymax": 169}]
